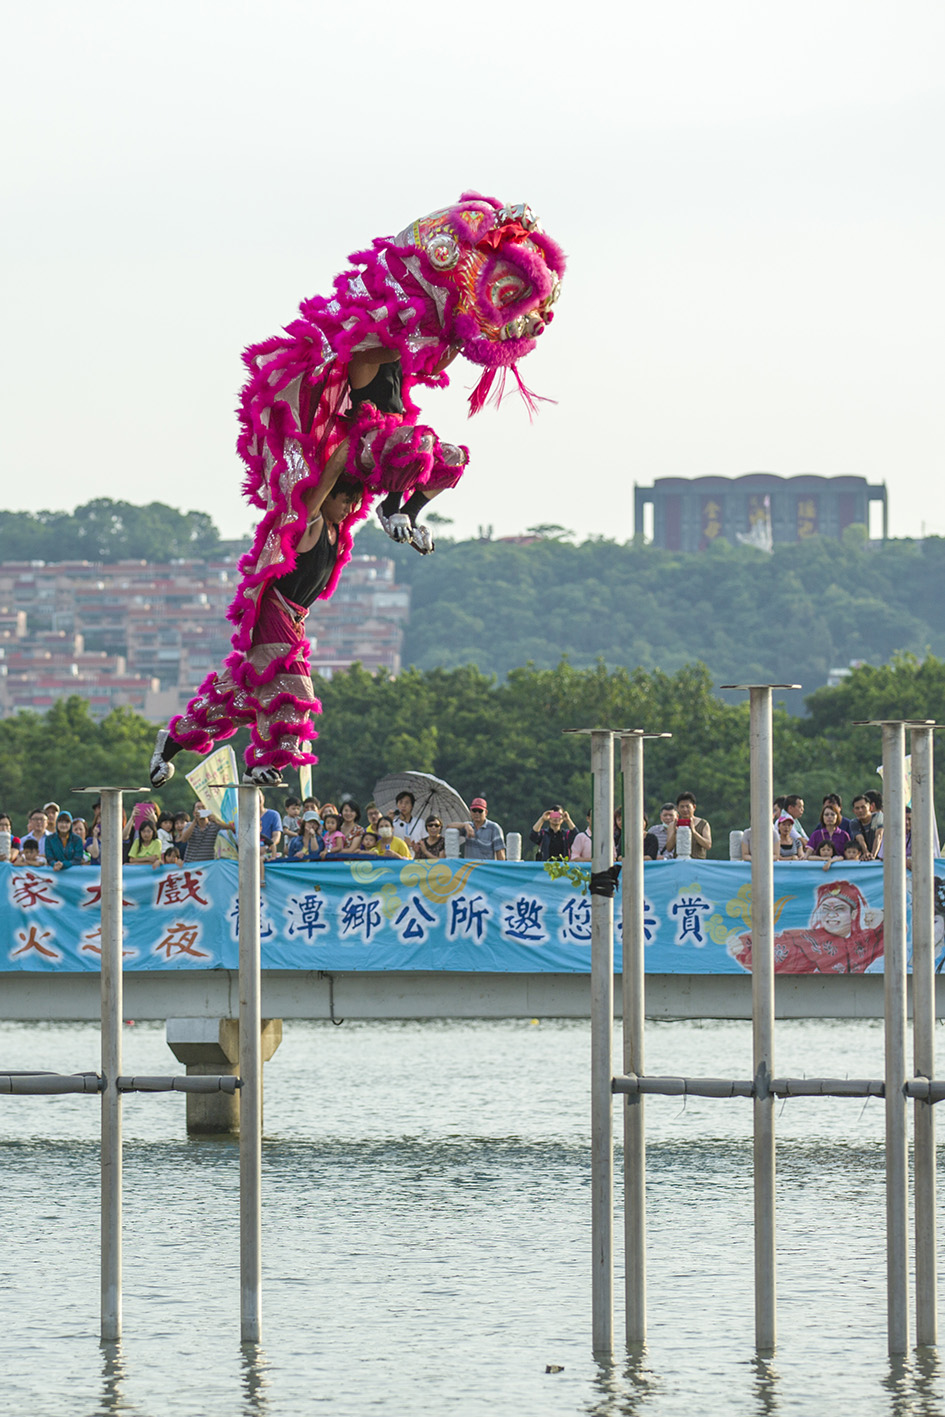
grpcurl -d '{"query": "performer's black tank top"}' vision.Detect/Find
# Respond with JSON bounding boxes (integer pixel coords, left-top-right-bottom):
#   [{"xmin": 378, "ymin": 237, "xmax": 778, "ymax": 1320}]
[
  {"xmin": 348, "ymin": 360, "xmax": 404, "ymax": 416},
  {"xmin": 274, "ymin": 522, "xmax": 337, "ymax": 608}
]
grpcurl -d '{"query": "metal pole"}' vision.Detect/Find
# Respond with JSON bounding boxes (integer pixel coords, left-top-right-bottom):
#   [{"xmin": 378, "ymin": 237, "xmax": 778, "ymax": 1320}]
[
  {"xmin": 621, "ymin": 732, "xmax": 646, "ymax": 1345},
  {"xmin": 883, "ymin": 722, "xmax": 910, "ymax": 1354},
  {"xmin": 748, "ymin": 689, "xmax": 776, "ymax": 1351},
  {"xmin": 239, "ymin": 785, "xmax": 262, "ymax": 1343},
  {"xmin": 911, "ymin": 724, "xmax": 937, "ymax": 1345},
  {"xmin": 590, "ymin": 729, "xmax": 615, "ymax": 1357},
  {"xmin": 100, "ymin": 788, "xmax": 123, "ymax": 1342}
]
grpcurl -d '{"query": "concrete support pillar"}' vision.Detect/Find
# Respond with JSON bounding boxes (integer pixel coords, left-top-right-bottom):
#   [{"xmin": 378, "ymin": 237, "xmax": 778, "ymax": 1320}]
[{"xmin": 165, "ymin": 1018, "xmax": 283, "ymax": 1134}]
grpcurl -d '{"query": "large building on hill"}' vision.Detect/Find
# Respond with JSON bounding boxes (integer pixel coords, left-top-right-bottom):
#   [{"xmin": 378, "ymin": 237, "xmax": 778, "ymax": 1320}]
[
  {"xmin": 0, "ymin": 554, "xmax": 409, "ymax": 720},
  {"xmin": 633, "ymin": 473, "xmax": 888, "ymax": 552}
]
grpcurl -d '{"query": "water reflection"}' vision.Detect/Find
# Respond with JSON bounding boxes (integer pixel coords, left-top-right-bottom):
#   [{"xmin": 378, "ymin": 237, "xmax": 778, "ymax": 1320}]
[
  {"xmin": 240, "ymin": 1343, "xmax": 272, "ymax": 1415},
  {"xmin": 585, "ymin": 1349, "xmax": 660, "ymax": 1416},
  {"xmin": 751, "ymin": 1354, "xmax": 780, "ymax": 1417},
  {"xmin": 882, "ymin": 1350, "xmax": 944, "ymax": 1417},
  {"xmin": 97, "ymin": 1340, "xmax": 136, "ymax": 1415},
  {"xmin": 912, "ymin": 1347, "xmax": 943, "ymax": 1417}
]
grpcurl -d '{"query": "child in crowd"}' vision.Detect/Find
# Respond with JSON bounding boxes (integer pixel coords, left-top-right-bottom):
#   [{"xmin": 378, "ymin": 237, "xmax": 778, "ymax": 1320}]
[
  {"xmin": 163, "ymin": 845, "xmax": 183, "ymax": 866},
  {"xmin": 319, "ymin": 812, "xmax": 346, "ymax": 857},
  {"xmin": 282, "ymin": 797, "xmax": 302, "ymax": 845},
  {"xmin": 21, "ymin": 839, "xmax": 44, "ymax": 867},
  {"xmin": 818, "ymin": 842, "xmax": 837, "ymax": 871},
  {"xmin": 287, "ymin": 812, "xmax": 323, "ymax": 861},
  {"xmin": 843, "ymin": 843, "xmax": 863, "ymax": 863}
]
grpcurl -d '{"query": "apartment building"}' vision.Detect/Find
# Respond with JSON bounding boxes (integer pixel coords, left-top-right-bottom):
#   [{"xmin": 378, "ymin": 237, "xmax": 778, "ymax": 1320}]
[{"xmin": 0, "ymin": 553, "xmax": 410, "ymax": 719}]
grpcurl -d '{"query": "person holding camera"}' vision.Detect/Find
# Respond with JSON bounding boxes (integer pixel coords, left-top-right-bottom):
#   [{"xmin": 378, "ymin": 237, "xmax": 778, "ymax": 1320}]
[
  {"xmin": 180, "ymin": 802, "xmax": 235, "ymax": 863},
  {"xmin": 530, "ymin": 805, "xmax": 577, "ymax": 861},
  {"xmin": 663, "ymin": 792, "xmax": 712, "ymax": 859}
]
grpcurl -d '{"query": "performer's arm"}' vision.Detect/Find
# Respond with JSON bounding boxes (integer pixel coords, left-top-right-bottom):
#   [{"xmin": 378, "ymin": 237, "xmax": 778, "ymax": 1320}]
[
  {"xmin": 348, "ymin": 346, "xmax": 400, "ymax": 389},
  {"xmin": 296, "ymin": 440, "xmax": 354, "ymax": 545},
  {"xmin": 432, "ymin": 346, "xmax": 460, "ymax": 374}
]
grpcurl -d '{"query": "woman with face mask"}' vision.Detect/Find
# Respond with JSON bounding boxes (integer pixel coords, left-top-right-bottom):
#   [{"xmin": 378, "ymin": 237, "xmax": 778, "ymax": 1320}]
[{"xmin": 374, "ymin": 815, "xmax": 413, "ymax": 859}]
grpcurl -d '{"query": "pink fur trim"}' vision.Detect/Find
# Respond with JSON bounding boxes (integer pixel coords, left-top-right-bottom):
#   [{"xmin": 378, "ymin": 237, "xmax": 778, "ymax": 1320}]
[{"xmin": 177, "ymin": 193, "xmax": 562, "ymax": 773}]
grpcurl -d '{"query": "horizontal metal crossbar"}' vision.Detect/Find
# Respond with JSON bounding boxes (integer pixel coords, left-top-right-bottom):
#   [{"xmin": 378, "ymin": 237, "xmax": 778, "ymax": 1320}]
[
  {"xmin": 0, "ymin": 1073, "xmax": 241, "ymax": 1096},
  {"xmin": 117, "ymin": 1075, "xmax": 242, "ymax": 1094},
  {"xmin": 614, "ymin": 1074, "xmax": 945, "ymax": 1102},
  {"xmin": 0, "ymin": 1072, "xmax": 103, "ymax": 1095}
]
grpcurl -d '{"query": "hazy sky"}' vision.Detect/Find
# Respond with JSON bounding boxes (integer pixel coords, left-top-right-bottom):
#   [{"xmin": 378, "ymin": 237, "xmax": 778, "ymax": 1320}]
[{"xmin": 3, "ymin": 0, "xmax": 944, "ymax": 544}]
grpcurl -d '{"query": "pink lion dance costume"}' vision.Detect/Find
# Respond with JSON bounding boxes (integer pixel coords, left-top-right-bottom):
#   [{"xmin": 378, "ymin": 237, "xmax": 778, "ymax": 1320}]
[{"xmin": 151, "ymin": 193, "xmax": 565, "ymax": 786}]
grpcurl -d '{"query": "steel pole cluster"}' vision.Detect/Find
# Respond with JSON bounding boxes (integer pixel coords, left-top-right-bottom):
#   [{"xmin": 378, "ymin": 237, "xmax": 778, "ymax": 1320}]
[
  {"xmin": 1, "ymin": 782, "xmax": 266, "ymax": 1345},
  {"xmin": 582, "ymin": 705, "xmax": 943, "ymax": 1358}
]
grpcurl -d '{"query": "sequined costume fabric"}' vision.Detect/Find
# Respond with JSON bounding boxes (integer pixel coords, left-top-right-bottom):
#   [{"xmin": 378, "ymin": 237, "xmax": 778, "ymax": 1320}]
[{"xmin": 169, "ymin": 192, "xmax": 565, "ymax": 771}]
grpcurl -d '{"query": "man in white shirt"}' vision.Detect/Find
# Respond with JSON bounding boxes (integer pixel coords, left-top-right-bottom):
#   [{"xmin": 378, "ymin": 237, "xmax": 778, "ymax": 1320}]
[
  {"xmin": 392, "ymin": 791, "xmax": 424, "ymax": 843},
  {"xmin": 22, "ymin": 808, "xmax": 52, "ymax": 857},
  {"xmin": 784, "ymin": 794, "xmax": 808, "ymax": 841},
  {"xmin": 650, "ymin": 803, "xmax": 678, "ymax": 859}
]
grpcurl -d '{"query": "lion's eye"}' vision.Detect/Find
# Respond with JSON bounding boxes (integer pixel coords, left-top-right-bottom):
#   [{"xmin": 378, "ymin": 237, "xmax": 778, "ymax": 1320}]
[{"xmin": 488, "ymin": 271, "xmax": 530, "ymax": 310}]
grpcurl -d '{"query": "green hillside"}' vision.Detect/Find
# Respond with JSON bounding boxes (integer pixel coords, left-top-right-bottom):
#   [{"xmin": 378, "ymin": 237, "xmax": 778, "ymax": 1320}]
[{"xmin": 353, "ymin": 520, "xmax": 945, "ymax": 699}]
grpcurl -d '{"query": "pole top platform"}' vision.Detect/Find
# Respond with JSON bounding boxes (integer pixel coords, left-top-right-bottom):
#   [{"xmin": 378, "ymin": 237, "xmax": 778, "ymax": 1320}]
[
  {"xmin": 852, "ymin": 719, "xmax": 938, "ymax": 727},
  {"xmin": 563, "ymin": 727, "xmax": 629, "ymax": 735},
  {"xmin": 72, "ymin": 786, "xmax": 150, "ymax": 794},
  {"xmin": 719, "ymin": 684, "xmax": 802, "ymax": 691},
  {"xmin": 563, "ymin": 728, "xmax": 671, "ymax": 737}
]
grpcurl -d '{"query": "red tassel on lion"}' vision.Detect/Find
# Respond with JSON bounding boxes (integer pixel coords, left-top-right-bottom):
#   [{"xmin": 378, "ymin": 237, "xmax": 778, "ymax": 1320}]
[{"xmin": 148, "ymin": 195, "xmax": 565, "ymax": 785}]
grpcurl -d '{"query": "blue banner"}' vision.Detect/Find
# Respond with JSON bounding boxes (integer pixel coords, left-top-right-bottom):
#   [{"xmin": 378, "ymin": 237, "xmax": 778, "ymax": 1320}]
[{"xmin": 1, "ymin": 859, "xmax": 941, "ymax": 975}]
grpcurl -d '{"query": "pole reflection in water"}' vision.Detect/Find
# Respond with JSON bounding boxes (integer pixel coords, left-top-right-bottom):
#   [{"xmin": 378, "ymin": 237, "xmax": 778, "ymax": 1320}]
[
  {"xmin": 97, "ymin": 1340, "xmax": 130, "ymax": 1417},
  {"xmin": 751, "ymin": 1354, "xmax": 781, "ymax": 1417},
  {"xmin": 882, "ymin": 1350, "xmax": 943, "ymax": 1417},
  {"xmin": 912, "ymin": 1348, "xmax": 943, "ymax": 1417},
  {"xmin": 585, "ymin": 1352, "xmax": 662, "ymax": 1416},
  {"xmin": 240, "ymin": 1343, "xmax": 272, "ymax": 1416}
]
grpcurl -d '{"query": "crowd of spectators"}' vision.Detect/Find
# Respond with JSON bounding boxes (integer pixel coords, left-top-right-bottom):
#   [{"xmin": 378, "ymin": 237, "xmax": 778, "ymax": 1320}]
[
  {"xmin": 0, "ymin": 788, "xmax": 508, "ymax": 869},
  {"xmin": 523, "ymin": 786, "xmax": 904, "ymax": 868},
  {"xmin": 738, "ymin": 791, "xmax": 893, "ymax": 867},
  {"xmin": 0, "ymin": 784, "xmax": 913, "ymax": 871}
]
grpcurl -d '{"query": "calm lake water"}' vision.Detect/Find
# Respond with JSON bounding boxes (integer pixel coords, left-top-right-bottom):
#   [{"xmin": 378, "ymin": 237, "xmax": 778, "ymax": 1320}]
[{"xmin": 1, "ymin": 1015, "xmax": 943, "ymax": 1416}]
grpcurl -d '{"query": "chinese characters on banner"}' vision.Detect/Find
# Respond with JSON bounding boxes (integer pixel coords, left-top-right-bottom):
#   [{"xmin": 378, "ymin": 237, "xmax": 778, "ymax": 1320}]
[{"xmin": 0, "ymin": 860, "xmax": 933, "ymax": 976}]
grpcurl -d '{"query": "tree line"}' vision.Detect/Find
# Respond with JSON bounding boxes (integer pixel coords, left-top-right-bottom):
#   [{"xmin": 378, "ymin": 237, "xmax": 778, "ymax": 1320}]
[
  {"xmin": 3, "ymin": 656, "xmax": 942, "ymax": 855},
  {"xmin": 0, "ymin": 499, "xmax": 223, "ymax": 563},
  {"xmin": 4, "ymin": 499, "xmax": 945, "ymax": 700},
  {"xmin": 352, "ymin": 519, "xmax": 945, "ymax": 703}
]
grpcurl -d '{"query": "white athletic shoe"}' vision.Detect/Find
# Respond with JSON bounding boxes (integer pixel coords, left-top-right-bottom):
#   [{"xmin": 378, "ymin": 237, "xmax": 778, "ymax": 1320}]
[
  {"xmin": 242, "ymin": 765, "xmax": 283, "ymax": 787},
  {"xmin": 409, "ymin": 522, "xmax": 435, "ymax": 555},
  {"xmin": 378, "ymin": 510, "xmax": 412, "ymax": 543},
  {"xmin": 149, "ymin": 728, "xmax": 175, "ymax": 788}
]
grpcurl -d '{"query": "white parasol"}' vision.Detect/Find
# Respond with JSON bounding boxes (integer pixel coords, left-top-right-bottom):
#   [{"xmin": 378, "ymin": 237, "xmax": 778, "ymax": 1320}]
[{"xmin": 371, "ymin": 771, "xmax": 470, "ymax": 826}]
